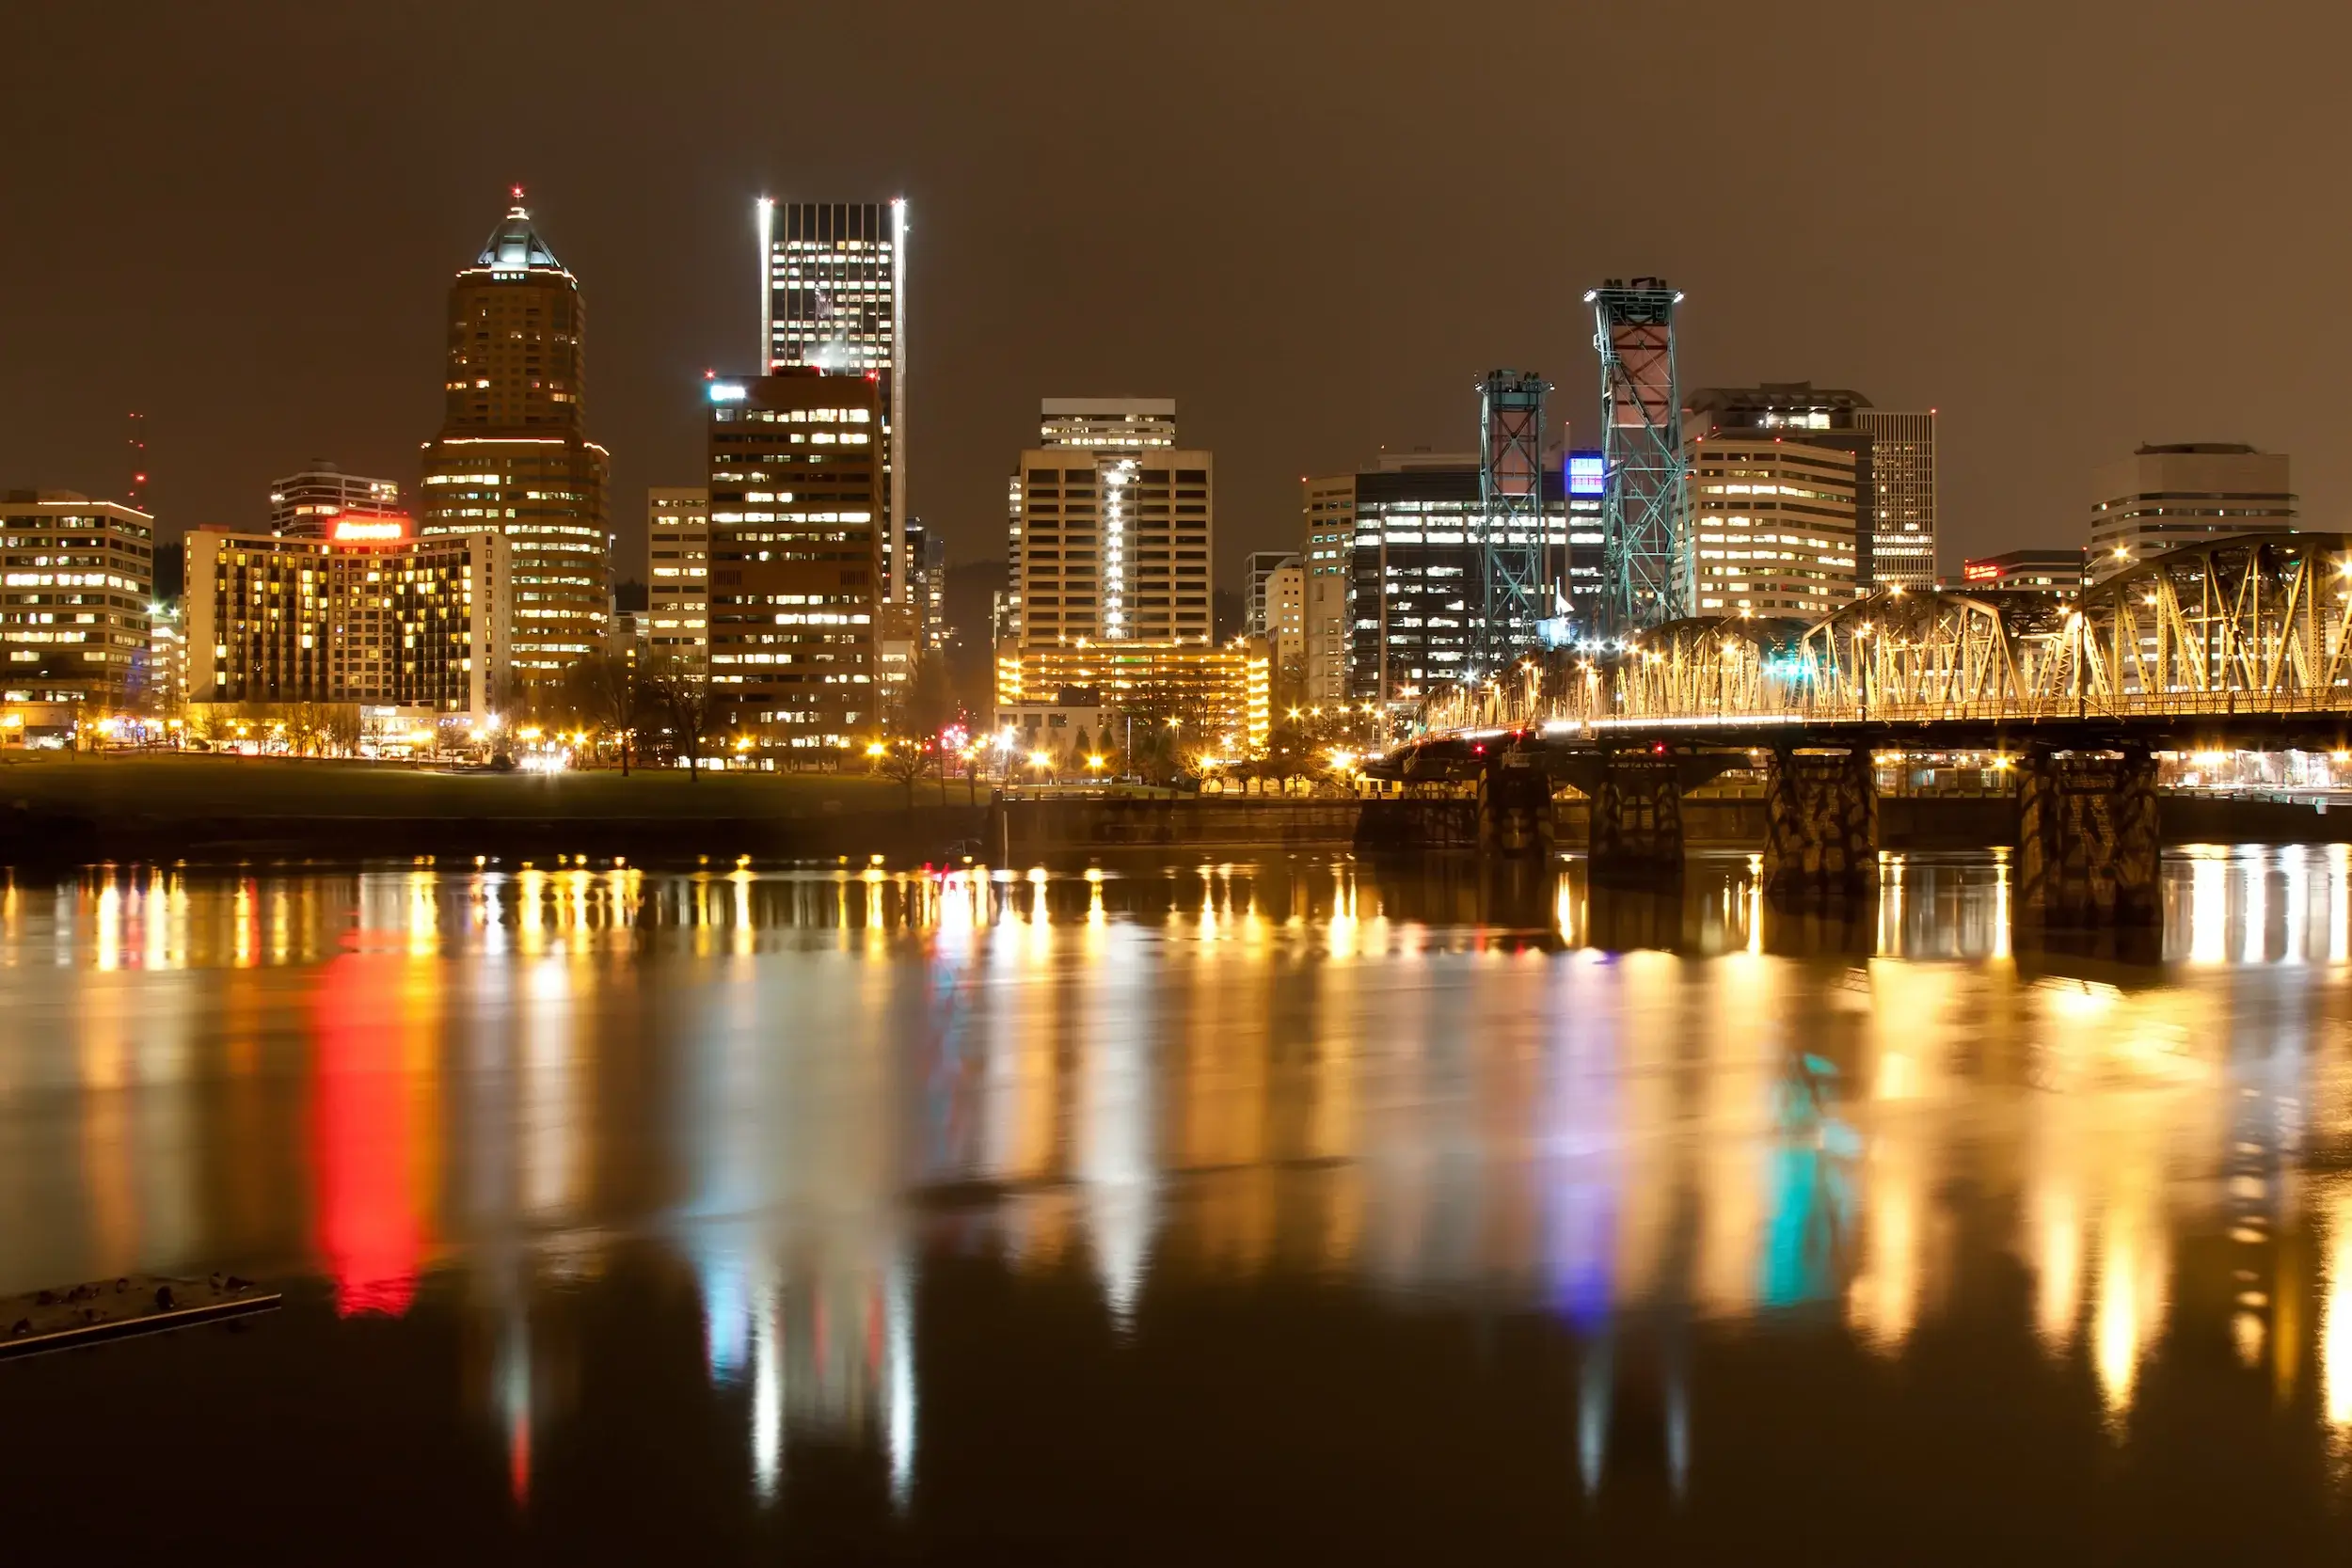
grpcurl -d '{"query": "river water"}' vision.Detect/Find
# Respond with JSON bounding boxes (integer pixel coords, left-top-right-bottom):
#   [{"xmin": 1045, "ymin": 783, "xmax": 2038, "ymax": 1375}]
[{"xmin": 2, "ymin": 848, "xmax": 2351, "ymax": 1560}]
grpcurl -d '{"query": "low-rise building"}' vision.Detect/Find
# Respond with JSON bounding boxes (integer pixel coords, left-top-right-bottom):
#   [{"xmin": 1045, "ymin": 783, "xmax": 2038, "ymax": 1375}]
[
  {"xmin": 995, "ymin": 638, "xmax": 1268, "ymax": 758},
  {"xmin": 1957, "ymin": 549, "xmax": 2082, "ymax": 600}
]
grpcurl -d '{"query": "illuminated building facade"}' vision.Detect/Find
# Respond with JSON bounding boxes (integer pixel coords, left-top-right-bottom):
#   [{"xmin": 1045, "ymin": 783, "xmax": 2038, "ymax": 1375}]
[
  {"xmin": 1340, "ymin": 453, "xmax": 1592, "ymax": 701},
  {"xmin": 759, "ymin": 199, "xmax": 907, "ymax": 607},
  {"xmin": 899, "ymin": 521, "xmax": 946, "ymax": 650},
  {"xmin": 1683, "ymin": 434, "xmax": 1859, "ymax": 618},
  {"xmin": 645, "ymin": 486, "xmax": 709, "ymax": 667},
  {"xmin": 419, "ymin": 193, "xmax": 611, "ymax": 696},
  {"xmin": 184, "ymin": 519, "xmax": 511, "ymax": 715},
  {"xmin": 1854, "ymin": 409, "xmax": 1938, "ymax": 593},
  {"xmin": 2088, "ymin": 443, "xmax": 2295, "ymax": 582},
  {"xmin": 270, "ymin": 463, "xmax": 405, "ymax": 540},
  {"xmin": 1005, "ymin": 400, "xmax": 1213, "ymax": 652},
  {"xmin": 994, "ymin": 638, "xmax": 1268, "ymax": 756},
  {"xmin": 139, "ymin": 600, "xmax": 186, "ymax": 715},
  {"xmin": 704, "ymin": 371, "xmax": 881, "ymax": 752},
  {"xmin": 0, "ymin": 492, "xmax": 155, "ymax": 707}
]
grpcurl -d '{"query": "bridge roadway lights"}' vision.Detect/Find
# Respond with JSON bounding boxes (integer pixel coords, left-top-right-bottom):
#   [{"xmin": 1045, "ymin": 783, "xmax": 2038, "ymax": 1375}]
[
  {"xmin": 1761, "ymin": 749, "xmax": 1879, "ymax": 898},
  {"xmin": 2014, "ymin": 746, "xmax": 2161, "ymax": 927}
]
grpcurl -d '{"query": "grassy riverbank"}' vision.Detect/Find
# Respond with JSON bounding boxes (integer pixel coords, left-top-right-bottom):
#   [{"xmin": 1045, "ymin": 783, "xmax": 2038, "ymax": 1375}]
[{"xmin": 0, "ymin": 752, "xmax": 989, "ymax": 863}]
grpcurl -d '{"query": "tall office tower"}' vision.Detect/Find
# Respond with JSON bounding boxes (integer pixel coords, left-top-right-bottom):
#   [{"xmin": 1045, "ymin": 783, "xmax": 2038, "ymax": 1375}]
[
  {"xmin": 2088, "ymin": 443, "xmax": 2295, "ymax": 582},
  {"xmin": 704, "ymin": 371, "xmax": 882, "ymax": 753},
  {"xmin": 0, "ymin": 492, "xmax": 154, "ymax": 711},
  {"xmin": 1853, "ymin": 409, "xmax": 1937, "ymax": 592},
  {"xmin": 270, "ymin": 463, "xmax": 405, "ymax": 539},
  {"xmin": 645, "ymin": 486, "xmax": 710, "ymax": 668},
  {"xmin": 418, "ymin": 190, "xmax": 611, "ymax": 699},
  {"xmin": 184, "ymin": 519, "xmax": 511, "ymax": 717},
  {"xmin": 759, "ymin": 199, "xmax": 908, "ymax": 606},
  {"xmin": 1684, "ymin": 384, "xmax": 1874, "ymax": 589},
  {"xmin": 1683, "ymin": 432, "xmax": 1859, "ymax": 619},
  {"xmin": 1300, "ymin": 476, "xmax": 1356, "ymax": 705},
  {"xmin": 1006, "ymin": 399, "xmax": 1212, "ymax": 649},
  {"xmin": 1244, "ymin": 550, "xmax": 1298, "ymax": 638},
  {"xmin": 1341, "ymin": 452, "xmax": 1577, "ymax": 701}
]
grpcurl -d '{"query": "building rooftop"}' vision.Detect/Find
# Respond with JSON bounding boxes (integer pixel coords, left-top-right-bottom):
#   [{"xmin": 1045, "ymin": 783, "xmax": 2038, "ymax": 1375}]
[
  {"xmin": 2134, "ymin": 442, "xmax": 2258, "ymax": 456},
  {"xmin": 473, "ymin": 191, "xmax": 564, "ymax": 272}
]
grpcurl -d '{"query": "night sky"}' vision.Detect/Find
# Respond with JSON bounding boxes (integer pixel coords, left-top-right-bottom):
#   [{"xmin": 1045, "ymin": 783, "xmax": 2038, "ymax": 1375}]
[{"xmin": 0, "ymin": 1, "xmax": 2333, "ymax": 583}]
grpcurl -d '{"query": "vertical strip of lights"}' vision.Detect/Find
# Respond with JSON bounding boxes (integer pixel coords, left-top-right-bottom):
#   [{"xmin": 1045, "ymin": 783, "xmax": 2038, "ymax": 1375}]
[
  {"xmin": 755, "ymin": 198, "xmax": 774, "ymax": 372},
  {"xmin": 1104, "ymin": 458, "xmax": 1134, "ymax": 639},
  {"xmin": 890, "ymin": 197, "xmax": 909, "ymax": 607}
]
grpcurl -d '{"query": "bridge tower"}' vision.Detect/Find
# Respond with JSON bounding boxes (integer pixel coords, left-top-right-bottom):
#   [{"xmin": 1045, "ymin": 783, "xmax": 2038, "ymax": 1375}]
[
  {"xmin": 1474, "ymin": 370, "xmax": 1549, "ymax": 680},
  {"xmin": 1588, "ymin": 279, "xmax": 1689, "ymax": 636}
]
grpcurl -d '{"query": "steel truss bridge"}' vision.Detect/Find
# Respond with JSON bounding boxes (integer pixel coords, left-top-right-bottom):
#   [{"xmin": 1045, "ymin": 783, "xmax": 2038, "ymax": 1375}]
[
  {"xmin": 1372, "ymin": 534, "xmax": 2352, "ymax": 921},
  {"xmin": 1412, "ymin": 533, "xmax": 2352, "ymax": 747}
]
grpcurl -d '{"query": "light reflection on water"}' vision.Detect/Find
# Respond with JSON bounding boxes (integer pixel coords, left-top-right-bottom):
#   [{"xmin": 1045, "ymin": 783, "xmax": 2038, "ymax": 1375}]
[{"xmin": 6, "ymin": 847, "xmax": 2352, "ymax": 1545}]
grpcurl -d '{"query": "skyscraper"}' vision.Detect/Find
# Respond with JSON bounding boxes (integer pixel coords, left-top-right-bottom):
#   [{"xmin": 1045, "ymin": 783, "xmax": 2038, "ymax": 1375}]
[
  {"xmin": 704, "ymin": 371, "xmax": 882, "ymax": 753},
  {"xmin": 1682, "ymin": 433, "xmax": 1859, "ymax": 618},
  {"xmin": 1853, "ymin": 409, "xmax": 1937, "ymax": 592},
  {"xmin": 1300, "ymin": 476, "xmax": 1355, "ymax": 706},
  {"xmin": 270, "ymin": 463, "xmax": 405, "ymax": 539},
  {"xmin": 758, "ymin": 199, "xmax": 907, "ymax": 606},
  {"xmin": 418, "ymin": 190, "xmax": 611, "ymax": 699}
]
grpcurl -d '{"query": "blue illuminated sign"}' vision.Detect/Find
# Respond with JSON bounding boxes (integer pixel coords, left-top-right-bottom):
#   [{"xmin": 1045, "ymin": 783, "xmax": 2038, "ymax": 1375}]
[{"xmin": 1567, "ymin": 452, "xmax": 1606, "ymax": 497}]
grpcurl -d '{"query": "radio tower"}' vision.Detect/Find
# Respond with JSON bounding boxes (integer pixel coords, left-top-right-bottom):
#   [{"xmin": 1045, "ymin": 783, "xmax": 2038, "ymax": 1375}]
[
  {"xmin": 1588, "ymin": 279, "xmax": 1688, "ymax": 635},
  {"xmin": 1473, "ymin": 370, "xmax": 1548, "ymax": 680},
  {"xmin": 125, "ymin": 410, "xmax": 149, "ymax": 513}
]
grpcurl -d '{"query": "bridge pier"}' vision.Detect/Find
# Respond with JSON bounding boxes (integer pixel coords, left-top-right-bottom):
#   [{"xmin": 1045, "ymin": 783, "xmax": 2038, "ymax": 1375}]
[
  {"xmin": 2015, "ymin": 747, "xmax": 2161, "ymax": 927},
  {"xmin": 1477, "ymin": 759, "xmax": 1556, "ymax": 857},
  {"xmin": 1762, "ymin": 748, "xmax": 1879, "ymax": 896},
  {"xmin": 1586, "ymin": 755, "xmax": 1685, "ymax": 879}
]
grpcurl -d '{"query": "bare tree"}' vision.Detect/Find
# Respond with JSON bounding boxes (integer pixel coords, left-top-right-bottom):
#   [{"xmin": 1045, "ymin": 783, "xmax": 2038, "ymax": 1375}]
[
  {"xmin": 563, "ymin": 651, "xmax": 642, "ymax": 773},
  {"xmin": 637, "ymin": 657, "xmax": 723, "ymax": 782},
  {"xmin": 872, "ymin": 738, "xmax": 931, "ymax": 811}
]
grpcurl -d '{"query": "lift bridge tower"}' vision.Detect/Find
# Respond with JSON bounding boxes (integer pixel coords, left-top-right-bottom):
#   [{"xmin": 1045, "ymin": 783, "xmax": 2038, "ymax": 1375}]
[
  {"xmin": 1474, "ymin": 369, "xmax": 1549, "ymax": 680},
  {"xmin": 1588, "ymin": 279, "xmax": 1689, "ymax": 636}
]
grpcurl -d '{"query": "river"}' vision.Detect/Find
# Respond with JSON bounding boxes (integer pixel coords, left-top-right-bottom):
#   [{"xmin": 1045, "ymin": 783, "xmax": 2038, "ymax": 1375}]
[{"xmin": 1, "ymin": 848, "xmax": 2349, "ymax": 1560}]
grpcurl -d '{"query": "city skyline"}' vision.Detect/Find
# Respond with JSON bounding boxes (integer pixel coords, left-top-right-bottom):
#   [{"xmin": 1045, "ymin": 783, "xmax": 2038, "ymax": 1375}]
[{"xmin": 2, "ymin": 3, "xmax": 2337, "ymax": 585}]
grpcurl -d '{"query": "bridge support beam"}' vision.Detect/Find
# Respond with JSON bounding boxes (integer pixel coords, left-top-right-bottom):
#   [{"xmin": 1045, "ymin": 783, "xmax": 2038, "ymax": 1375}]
[
  {"xmin": 2016, "ymin": 747, "xmax": 2160, "ymax": 927},
  {"xmin": 1587, "ymin": 755, "xmax": 1684, "ymax": 878},
  {"xmin": 1477, "ymin": 760, "xmax": 1556, "ymax": 857},
  {"xmin": 1762, "ymin": 748, "xmax": 1879, "ymax": 896}
]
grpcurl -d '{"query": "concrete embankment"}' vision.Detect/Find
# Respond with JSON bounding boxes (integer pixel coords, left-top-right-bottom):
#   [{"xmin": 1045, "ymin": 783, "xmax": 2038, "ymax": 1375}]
[{"xmin": 994, "ymin": 792, "xmax": 2347, "ymax": 854}]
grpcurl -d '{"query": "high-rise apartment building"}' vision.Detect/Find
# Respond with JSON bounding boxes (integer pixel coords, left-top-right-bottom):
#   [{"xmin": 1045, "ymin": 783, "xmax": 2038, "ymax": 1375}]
[
  {"xmin": 1329, "ymin": 452, "xmax": 1594, "ymax": 701},
  {"xmin": 270, "ymin": 463, "xmax": 405, "ymax": 539},
  {"xmin": 0, "ymin": 492, "xmax": 154, "ymax": 709},
  {"xmin": 645, "ymin": 486, "xmax": 709, "ymax": 668},
  {"xmin": 1268, "ymin": 558, "xmax": 1306, "ymax": 693},
  {"xmin": 1684, "ymin": 433, "xmax": 1859, "ymax": 619},
  {"xmin": 184, "ymin": 520, "xmax": 510, "ymax": 716},
  {"xmin": 418, "ymin": 192, "xmax": 611, "ymax": 698},
  {"xmin": 1005, "ymin": 399, "xmax": 1213, "ymax": 650},
  {"xmin": 704, "ymin": 370, "xmax": 882, "ymax": 752},
  {"xmin": 140, "ymin": 600, "xmax": 186, "ymax": 716},
  {"xmin": 759, "ymin": 199, "xmax": 907, "ymax": 607},
  {"xmin": 2088, "ymin": 443, "xmax": 2295, "ymax": 582},
  {"xmin": 1853, "ymin": 409, "xmax": 1937, "ymax": 592}
]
